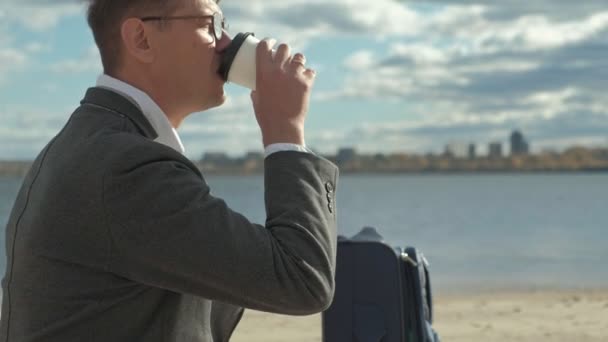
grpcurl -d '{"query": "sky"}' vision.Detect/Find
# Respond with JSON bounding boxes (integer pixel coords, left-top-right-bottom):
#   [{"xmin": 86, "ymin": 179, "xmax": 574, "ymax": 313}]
[{"xmin": 1, "ymin": 0, "xmax": 608, "ymax": 160}]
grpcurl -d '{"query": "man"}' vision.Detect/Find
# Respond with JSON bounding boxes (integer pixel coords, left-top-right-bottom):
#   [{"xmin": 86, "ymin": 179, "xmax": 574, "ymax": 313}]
[{"xmin": 0, "ymin": 0, "xmax": 339, "ymax": 341}]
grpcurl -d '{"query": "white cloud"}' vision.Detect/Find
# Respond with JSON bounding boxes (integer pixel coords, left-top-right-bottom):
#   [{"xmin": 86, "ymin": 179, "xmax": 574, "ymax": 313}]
[
  {"xmin": 0, "ymin": 47, "xmax": 28, "ymax": 85},
  {"xmin": 455, "ymin": 59, "xmax": 540, "ymax": 73},
  {"xmin": 223, "ymin": 0, "xmax": 425, "ymax": 49},
  {"xmin": 390, "ymin": 43, "xmax": 450, "ymax": 65},
  {"xmin": 3, "ymin": 3, "xmax": 84, "ymax": 31},
  {"xmin": 318, "ymin": 1, "xmax": 608, "ymax": 152},
  {"xmin": 0, "ymin": 49, "xmax": 28, "ymax": 68},
  {"xmin": 404, "ymin": 0, "xmax": 608, "ymax": 21},
  {"xmin": 0, "ymin": 106, "xmax": 68, "ymax": 158},
  {"xmin": 24, "ymin": 42, "xmax": 50, "ymax": 53},
  {"xmin": 462, "ymin": 12, "xmax": 608, "ymax": 53},
  {"xmin": 50, "ymin": 46, "xmax": 102, "ymax": 74},
  {"xmin": 3, "ymin": 0, "xmax": 608, "ymax": 158},
  {"xmin": 343, "ymin": 51, "xmax": 376, "ymax": 70},
  {"xmin": 178, "ymin": 92, "xmax": 262, "ymax": 158},
  {"xmin": 0, "ymin": 34, "xmax": 57, "ymax": 86}
]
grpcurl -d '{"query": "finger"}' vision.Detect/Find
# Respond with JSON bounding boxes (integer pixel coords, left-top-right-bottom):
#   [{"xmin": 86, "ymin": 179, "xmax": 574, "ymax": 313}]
[
  {"xmin": 292, "ymin": 53, "xmax": 306, "ymax": 64},
  {"xmin": 288, "ymin": 53, "xmax": 307, "ymax": 73},
  {"xmin": 259, "ymin": 37, "xmax": 277, "ymax": 51},
  {"xmin": 274, "ymin": 43, "xmax": 291, "ymax": 68},
  {"xmin": 256, "ymin": 38, "xmax": 277, "ymax": 77},
  {"xmin": 302, "ymin": 68, "xmax": 316, "ymax": 80}
]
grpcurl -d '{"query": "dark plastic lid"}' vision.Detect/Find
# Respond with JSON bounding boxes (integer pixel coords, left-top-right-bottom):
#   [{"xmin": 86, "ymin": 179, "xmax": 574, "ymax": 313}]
[{"xmin": 217, "ymin": 32, "xmax": 255, "ymax": 81}]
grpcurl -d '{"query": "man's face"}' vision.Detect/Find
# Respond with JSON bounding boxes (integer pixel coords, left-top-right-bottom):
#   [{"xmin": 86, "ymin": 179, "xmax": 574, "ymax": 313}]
[{"xmin": 151, "ymin": 0, "xmax": 231, "ymax": 113}]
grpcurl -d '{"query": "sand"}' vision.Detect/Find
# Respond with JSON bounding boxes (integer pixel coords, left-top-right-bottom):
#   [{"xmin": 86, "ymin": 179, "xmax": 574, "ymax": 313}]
[{"xmin": 230, "ymin": 289, "xmax": 608, "ymax": 342}]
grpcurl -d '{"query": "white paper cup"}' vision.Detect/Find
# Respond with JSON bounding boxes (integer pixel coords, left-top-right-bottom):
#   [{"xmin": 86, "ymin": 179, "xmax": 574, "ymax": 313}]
[{"xmin": 218, "ymin": 32, "xmax": 260, "ymax": 90}]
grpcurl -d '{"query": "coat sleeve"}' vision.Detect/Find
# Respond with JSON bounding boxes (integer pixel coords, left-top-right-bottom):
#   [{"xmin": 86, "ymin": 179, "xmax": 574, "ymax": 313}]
[{"xmin": 102, "ymin": 146, "xmax": 339, "ymax": 315}]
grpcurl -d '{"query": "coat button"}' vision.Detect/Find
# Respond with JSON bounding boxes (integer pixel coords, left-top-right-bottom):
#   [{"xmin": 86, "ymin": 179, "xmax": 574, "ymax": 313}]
[
  {"xmin": 327, "ymin": 193, "xmax": 333, "ymax": 203},
  {"xmin": 325, "ymin": 182, "xmax": 334, "ymax": 193},
  {"xmin": 328, "ymin": 203, "xmax": 334, "ymax": 213}
]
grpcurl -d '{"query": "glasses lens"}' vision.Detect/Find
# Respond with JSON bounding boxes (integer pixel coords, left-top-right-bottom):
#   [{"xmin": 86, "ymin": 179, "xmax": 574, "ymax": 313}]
[{"xmin": 214, "ymin": 12, "xmax": 223, "ymax": 40}]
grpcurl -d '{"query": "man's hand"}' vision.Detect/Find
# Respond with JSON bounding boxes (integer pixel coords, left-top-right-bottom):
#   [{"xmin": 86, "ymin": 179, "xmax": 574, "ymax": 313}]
[{"xmin": 250, "ymin": 39, "xmax": 316, "ymax": 147}]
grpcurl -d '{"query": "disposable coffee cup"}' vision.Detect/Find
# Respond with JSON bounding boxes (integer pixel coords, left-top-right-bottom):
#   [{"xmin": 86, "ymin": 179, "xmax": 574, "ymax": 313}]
[{"xmin": 218, "ymin": 32, "xmax": 261, "ymax": 90}]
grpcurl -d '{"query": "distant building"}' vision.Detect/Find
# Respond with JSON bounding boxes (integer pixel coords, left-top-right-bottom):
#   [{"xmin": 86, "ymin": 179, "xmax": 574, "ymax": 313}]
[
  {"xmin": 488, "ymin": 142, "xmax": 503, "ymax": 158},
  {"xmin": 202, "ymin": 152, "xmax": 230, "ymax": 165},
  {"xmin": 243, "ymin": 151, "xmax": 263, "ymax": 162},
  {"xmin": 598, "ymin": 148, "xmax": 608, "ymax": 161},
  {"xmin": 468, "ymin": 143, "xmax": 476, "ymax": 159},
  {"xmin": 510, "ymin": 130, "xmax": 530, "ymax": 155},
  {"xmin": 242, "ymin": 151, "xmax": 263, "ymax": 172},
  {"xmin": 336, "ymin": 148, "xmax": 357, "ymax": 165},
  {"xmin": 444, "ymin": 142, "xmax": 468, "ymax": 159}
]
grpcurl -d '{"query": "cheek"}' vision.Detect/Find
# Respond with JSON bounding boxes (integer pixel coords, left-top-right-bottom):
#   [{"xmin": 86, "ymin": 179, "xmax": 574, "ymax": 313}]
[
  {"xmin": 167, "ymin": 43, "xmax": 200, "ymax": 80},
  {"xmin": 157, "ymin": 41, "xmax": 185, "ymax": 71},
  {"xmin": 190, "ymin": 34, "xmax": 217, "ymax": 64}
]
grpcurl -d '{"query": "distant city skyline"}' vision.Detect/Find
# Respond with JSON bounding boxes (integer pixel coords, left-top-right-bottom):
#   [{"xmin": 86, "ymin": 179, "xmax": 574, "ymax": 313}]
[{"xmin": 2, "ymin": 1, "xmax": 608, "ymax": 160}]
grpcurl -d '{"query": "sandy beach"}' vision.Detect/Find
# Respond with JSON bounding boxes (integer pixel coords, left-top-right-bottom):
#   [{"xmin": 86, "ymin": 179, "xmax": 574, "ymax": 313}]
[{"xmin": 231, "ymin": 289, "xmax": 608, "ymax": 342}]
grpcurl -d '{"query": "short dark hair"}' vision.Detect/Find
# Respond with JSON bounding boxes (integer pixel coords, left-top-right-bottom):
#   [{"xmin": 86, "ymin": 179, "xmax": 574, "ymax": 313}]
[{"xmin": 86, "ymin": 0, "xmax": 182, "ymax": 74}]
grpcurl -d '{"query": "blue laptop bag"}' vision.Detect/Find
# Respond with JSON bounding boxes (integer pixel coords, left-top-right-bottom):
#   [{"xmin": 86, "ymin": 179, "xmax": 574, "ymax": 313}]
[{"xmin": 322, "ymin": 227, "xmax": 440, "ymax": 342}]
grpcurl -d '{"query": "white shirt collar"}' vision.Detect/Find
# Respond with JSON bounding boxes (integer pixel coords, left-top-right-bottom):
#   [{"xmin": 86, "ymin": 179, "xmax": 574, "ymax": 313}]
[{"xmin": 96, "ymin": 74, "xmax": 185, "ymax": 155}]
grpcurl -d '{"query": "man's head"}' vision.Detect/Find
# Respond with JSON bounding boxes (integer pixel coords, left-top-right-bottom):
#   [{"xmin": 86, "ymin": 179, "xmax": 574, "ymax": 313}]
[{"xmin": 87, "ymin": 0, "xmax": 231, "ymax": 124}]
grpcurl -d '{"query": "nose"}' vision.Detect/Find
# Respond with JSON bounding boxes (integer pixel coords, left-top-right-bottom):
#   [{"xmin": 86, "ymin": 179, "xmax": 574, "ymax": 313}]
[{"xmin": 215, "ymin": 30, "xmax": 233, "ymax": 53}]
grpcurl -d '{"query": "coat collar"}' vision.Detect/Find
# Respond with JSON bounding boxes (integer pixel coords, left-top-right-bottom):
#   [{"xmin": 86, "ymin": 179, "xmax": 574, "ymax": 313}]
[{"xmin": 80, "ymin": 87, "xmax": 158, "ymax": 140}]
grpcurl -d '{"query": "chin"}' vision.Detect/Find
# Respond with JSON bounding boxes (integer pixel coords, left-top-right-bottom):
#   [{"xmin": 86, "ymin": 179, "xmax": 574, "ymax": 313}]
[
  {"xmin": 200, "ymin": 93, "xmax": 227, "ymax": 111},
  {"xmin": 213, "ymin": 86, "xmax": 227, "ymax": 105},
  {"xmin": 217, "ymin": 93, "xmax": 227, "ymax": 105}
]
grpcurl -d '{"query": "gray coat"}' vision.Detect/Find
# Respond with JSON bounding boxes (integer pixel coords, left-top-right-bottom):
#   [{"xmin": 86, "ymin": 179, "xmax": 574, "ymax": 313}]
[{"xmin": 0, "ymin": 88, "xmax": 339, "ymax": 341}]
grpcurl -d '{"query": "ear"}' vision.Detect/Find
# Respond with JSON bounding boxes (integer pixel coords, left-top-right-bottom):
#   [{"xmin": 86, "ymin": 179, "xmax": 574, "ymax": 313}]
[{"xmin": 121, "ymin": 18, "xmax": 155, "ymax": 64}]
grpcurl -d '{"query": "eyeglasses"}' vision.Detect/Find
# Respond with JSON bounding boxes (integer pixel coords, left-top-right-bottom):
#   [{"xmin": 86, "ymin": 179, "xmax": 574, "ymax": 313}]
[{"xmin": 140, "ymin": 12, "xmax": 228, "ymax": 42}]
